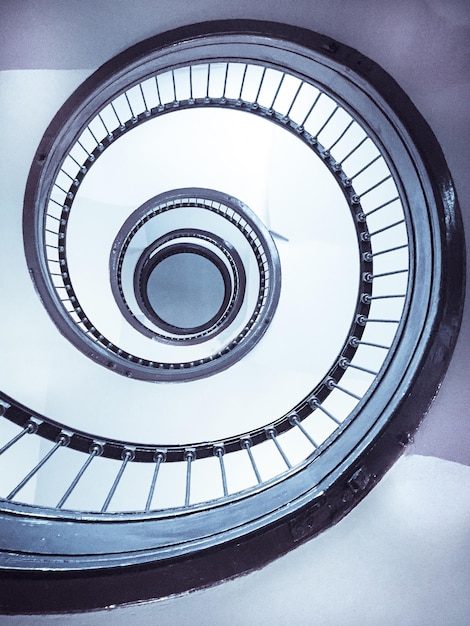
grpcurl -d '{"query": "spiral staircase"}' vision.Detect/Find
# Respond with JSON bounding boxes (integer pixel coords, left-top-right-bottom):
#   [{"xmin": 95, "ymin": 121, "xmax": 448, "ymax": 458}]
[{"xmin": 0, "ymin": 3, "xmax": 469, "ymax": 623}]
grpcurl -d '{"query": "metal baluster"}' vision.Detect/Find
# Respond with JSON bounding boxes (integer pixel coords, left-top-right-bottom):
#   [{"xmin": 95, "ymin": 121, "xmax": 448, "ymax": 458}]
[
  {"xmin": 358, "ymin": 315, "xmax": 400, "ymax": 325},
  {"xmin": 154, "ymin": 75, "xmax": 162, "ymax": 105},
  {"xmin": 350, "ymin": 154, "xmax": 381, "ymax": 180},
  {"xmin": 327, "ymin": 119, "xmax": 354, "ymax": 152},
  {"xmin": 87, "ymin": 124, "xmax": 101, "ymax": 148},
  {"xmin": 350, "ymin": 337, "xmax": 390, "ymax": 350},
  {"xmin": 56, "ymin": 444, "xmax": 102, "ymax": 509},
  {"xmin": 289, "ymin": 414, "xmax": 318, "ymax": 449},
  {"xmin": 327, "ymin": 379, "xmax": 362, "ymax": 401},
  {"xmin": 98, "ymin": 112, "xmax": 110, "ymax": 135},
  {"xmin": 184, "ymin": 449, "xmax": 195, "ymax": 507},
  {"xmin": 67, "ymin": 152, "xmax": 86, "ymax": 172},
  {"xmin": 368, "ymin": 243, "xmax": 408, "ymax": 258},
  {"xmin": 364, "ymin": 268, "xmax": 408, "ymax": 281},
  {"xmin": 365, "ymin": 293, "xmax": 406, "ymax": 301},
  {"xmin": 49, "ymin": 197, "xmax": 66, "ymax": 208},
  {"xmin": 206, "ymin": 63, "xmax": 211, "ymax": 98},
  {"xmin": 368, "ymin": 219, "xmax": 405, "ymax": 238},
  {"xmin": 308, "ymin": 398, "xmax": 342, "ymax": 426},
  {"xmin": 241, "ymin": 438, "xmax": 262, "ymax": 484},
  {"xmin": 364, "ymin": 196, "xmax": 399, "ymax": 217},
  {"xmin": 340, "ymin": 358, "xmax": 378, "ymax": 377},
  {"xmin": 238, "ymin": 64, "xmax": 248, "ymax": 100},
  {"xmin": 339, "ymin": 135, "xmax": 368, "ymax": 165},
  {"xmin": 222, "ymin": 63, "xmax": 229, "ymax": 99},
  {"xmin": 53, "ymin": 182, "xmax": 71, "ymax": 196},
  {"xmin": 286, "ymin": 81, "xmax": 304, "ymax": 118},
  {"xmin": 101, "ymin": 449, "xmax": 134, "ymax": 513},
  {"xmin": 76, "ymin": 140, "xmax": 94, "ymax": 162},
  {"xmin": 189, "ymin": 65, "xmax": 194, "ymax": 99},
  {"xmin": 171, "ymin": 69, "xmax": 177, "ymax": 102},
  {"xmin": 6, "ymin": 434, "xmax": 69, "ymax": 501},
  {"xmin": 139, "ymin": 82, "xmax": 149, "ymax": 113},
  {"xmin": 359, "ymin": 174, "xmax": 392, "ymax": 198},
  {"xmin": 59, "ymin": 168, "xmax": 77, "ymax": 184},
  {"xmin": 266, "ymin": 429, "xmax": 291, "ymax": 469},
  {"xmin": 124, "ymin": 90, "xmax": 135, "ymax": 118},
  {"xmin": 254, "ymin": 66, "xmax": 267, "ymax": 104},
  {"xmin": 349, "ymin": 362, "xmax": 379, "ymax": 376},
  {"xmin": 300, "ymin": 89, "xmax": 322, "ymax": 127},
  {"xmin": 269, "ymin": 72, "xmax": 286, "ymax": 110},
  {"xmin": 315, "ymin": 105, "xmax": 339, "ymax": 138},
  {"xmin": 110, "ymin": 101, "xmax": 122, "ymax": 126},
  {"xmin": 0, "ymin": 421, "xmax": 37, "ymax": 456},
  {"xmin": 213, "ymin": 446, "xmax": 228, "ymax": 497},
  {"xmin": 145, "ymin": 450, "xmax": 165, "ymax": 511}
]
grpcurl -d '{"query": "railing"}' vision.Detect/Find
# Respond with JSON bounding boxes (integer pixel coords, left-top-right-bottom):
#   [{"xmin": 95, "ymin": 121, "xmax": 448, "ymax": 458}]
[
  {"xmin": 34, "ymin": 60, "xmax": 409, "ymax": 383},
  {"xmin": 13, "ymin": 60, "xmax": 413, "ymax": 514},
  {"xmin": 0, "ymin": 318, "xmax": 397, "ymax": 513}
]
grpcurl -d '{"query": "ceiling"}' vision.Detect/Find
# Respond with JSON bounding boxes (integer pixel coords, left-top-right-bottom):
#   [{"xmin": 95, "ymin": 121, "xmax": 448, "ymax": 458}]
[{"xmin": 0, "ymin": 0, "xmax": 469, "ymax": 623}]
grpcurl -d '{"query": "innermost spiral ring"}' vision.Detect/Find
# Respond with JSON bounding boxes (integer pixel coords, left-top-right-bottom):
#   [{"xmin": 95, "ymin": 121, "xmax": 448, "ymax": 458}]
[{"xmin": 140, "ymin": 244, "xmax": 230, "ymax": 334}]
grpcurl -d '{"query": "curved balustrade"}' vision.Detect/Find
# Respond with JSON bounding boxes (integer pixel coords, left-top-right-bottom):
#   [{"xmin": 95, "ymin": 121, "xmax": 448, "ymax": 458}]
[
  {"xmin": 27, "ymin": 60, "xmax": 409, "ymax": 382},
  {"xmin": 0, "ymin": 358, "xmax": 381, "ymax": 512},
  {"xmin": 13, "ymin": 36, "xmax": 416, "ymax": 515}
]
